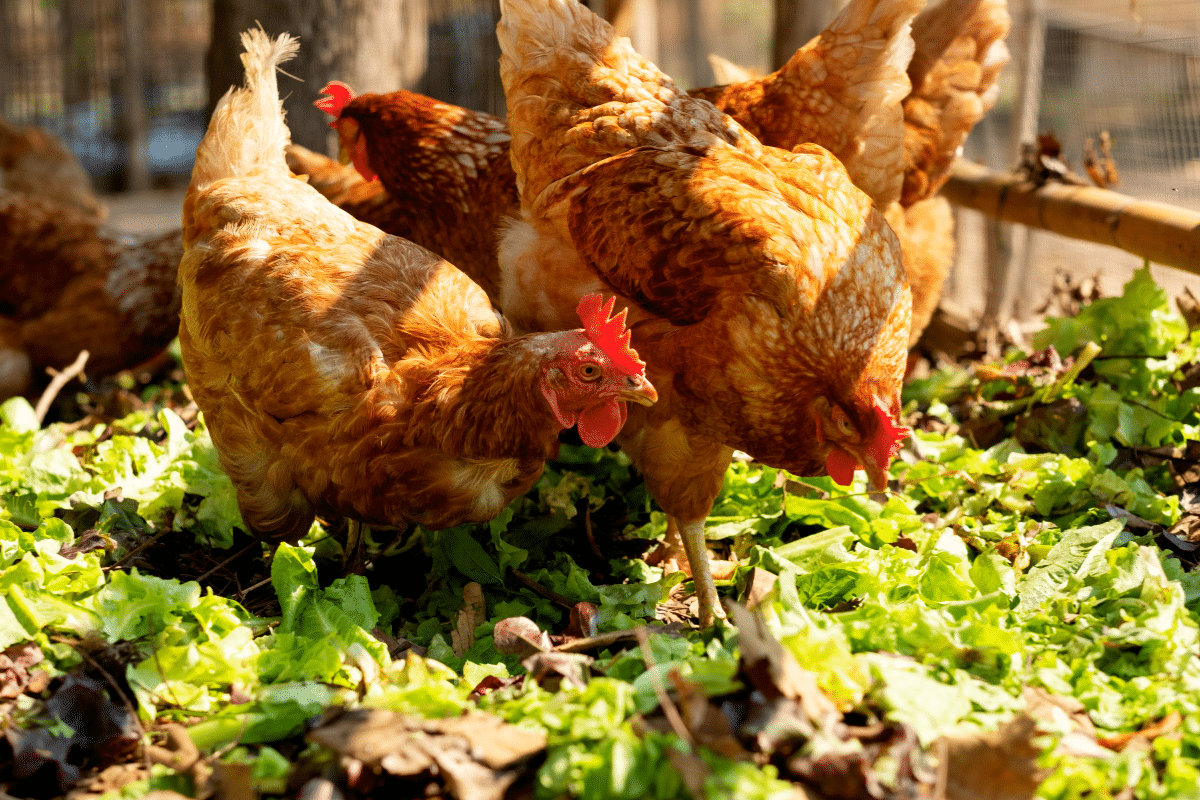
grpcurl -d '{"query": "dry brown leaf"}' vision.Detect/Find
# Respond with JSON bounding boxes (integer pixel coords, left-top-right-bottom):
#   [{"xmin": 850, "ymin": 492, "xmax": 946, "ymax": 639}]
[
  {"xmin": 307, "ymin": 708, "xmax": 546, "ymax": 800},
  {"xmin": 668, "ymin": 669, "xmax": 749, "ymax": 760},
  {"xmin": 938, "ymin": 712, "xmax": 1046, "ymax": 800},
  {"xmin": 451, "ymin": 582, "xmax": 486, "ymax": 657},
  {"xmin": 725, "ymin": 600, "xmax": 838, "ymax": 720},
  {"xmin": 1097, "ymin": 710, "xmax": 1183, "ymax": 752},
  {"xmin": 742, "ymin": 567, "xmax": 778, "ymax": 611},
  {"xmin": 493, "ymin": 616, "xmax": 550, "ymax": 657},
  {"xmin": 667, "ymin": 746, "xmax": 712, "ymax": 800},
  {"xmin": 1021, "ymin": 686, "xmax": 1108, "ymax": 759}
]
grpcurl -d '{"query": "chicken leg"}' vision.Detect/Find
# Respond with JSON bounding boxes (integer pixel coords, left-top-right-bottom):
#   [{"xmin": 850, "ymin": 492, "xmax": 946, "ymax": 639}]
[{"xmin": 672, "ymin": 517, "xmax": 724, "ymax": 626}]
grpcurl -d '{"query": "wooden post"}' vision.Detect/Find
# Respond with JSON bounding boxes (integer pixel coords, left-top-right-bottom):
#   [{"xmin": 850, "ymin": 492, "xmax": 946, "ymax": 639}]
[
  {"xmin": 119, "ymin": 0, "xmax": 151, "ymax": 191},
  {"xmin": 207, "ymin": 0, "xmax": 428, "ymax": 155},
  {"xmin": 980, "ymin": 0, "xmax": 1044, "ymax": 340},
  {"xmin": 683, "ymin": 0, "xmax": 715, "ymax": 89},
  {"xmin": 628, "ymin": 0, "xmax": 659, "ymax": 66}
]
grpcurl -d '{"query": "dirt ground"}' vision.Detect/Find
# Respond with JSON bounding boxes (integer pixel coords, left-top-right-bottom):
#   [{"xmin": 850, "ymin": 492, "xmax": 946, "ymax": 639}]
[{"xmin": 102, "ymin": 188, "xmax": 189, "ymax": 237}]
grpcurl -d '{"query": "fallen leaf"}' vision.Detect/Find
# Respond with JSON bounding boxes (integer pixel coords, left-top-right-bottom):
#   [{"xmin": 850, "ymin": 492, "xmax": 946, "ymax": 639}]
[
  {"xmin": 725, "ymin": 600, "xmax": 838, "ymax": 721},
  {"xmin": 937, "ymin": 712, "xmax": 1045, "ymax": 800},
  {"xmin": 742, "ymin": 567, "xmax": 778, "ymax": 611},
  {"xmin": 521, "ymin": 650, "xmax": 593, "ymax": 689},
  {"xmin": 668, "ymin": 669, "xmax": 748, "ymax": 760},
  {"xmin": 451, "ymin": 582, "xmax": 486, "ymax": 657},
  {"xmin": 493, "ymin": 616, "xmax": 550, "ymax": 657},
  {"xmin": 1097, "ymin": 711, "xmax": 1183, "ymax": 752},
  {"xmin": 307, "ymin": 708, "xmax": 546, "ymax": 800},
  {"xmin": 666, "ymin": 746, "xmax": 712, "ymax": 800},
  {"xmin": 0, "ymin": 642, "xmax": 45, "ymax": 699}
]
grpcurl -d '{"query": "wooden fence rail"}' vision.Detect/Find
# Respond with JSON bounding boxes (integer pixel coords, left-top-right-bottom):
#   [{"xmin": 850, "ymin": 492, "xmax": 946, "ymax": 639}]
[{"xmin": 942, "ymin": 159, "xmax": 1200, "ymax": 276}]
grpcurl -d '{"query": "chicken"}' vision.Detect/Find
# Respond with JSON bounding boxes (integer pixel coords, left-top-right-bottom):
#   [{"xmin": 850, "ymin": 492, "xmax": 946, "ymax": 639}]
[
  {"xmin": 313, "ymin": 86, "xmax": 518, "ymax": 300},
  {"xmin": 0, "ymin": 117, "xmax": 106, "ymax": 221},
  {"xmin": 495, "ymin": 0, "xmax": 912, "ymax": 624},
  {"xmin": 177, "ymin": 30, "xmax": 657, "ymax": 545},
  {"xmin": 901, "ymin": 0, "xmax": 1011, "ymax": 206},
  {"xmin": 695, "ymin": 0, "xmax": 1010, "ymax": 344},
  {"xmin": 0, "ymin": 188, "xmax": 183, "ymax": 401}
]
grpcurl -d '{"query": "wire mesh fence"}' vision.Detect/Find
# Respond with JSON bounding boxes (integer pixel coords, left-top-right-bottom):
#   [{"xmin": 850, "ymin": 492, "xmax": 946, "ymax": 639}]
[
  {"xmin": 0, "ymin": 0, "xmax": 1196, "ymax": 212},
  {"xmin": 0, "ymin": 0, "xmax": 209, "ymax": 190}
]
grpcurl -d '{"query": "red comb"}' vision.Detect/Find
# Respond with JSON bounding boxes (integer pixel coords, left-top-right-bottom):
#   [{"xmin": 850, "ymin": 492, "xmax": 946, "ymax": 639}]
[
  {"xmin": 871, "ymin": 403, "xmax": 910, "ymax": 464},
  {"xmin": 577, "ymin": 294, "xmax": 645, "ymax": 375},
  {"xmin": 315, "ymin": 81, "xmax": 355, "ymax": 119}
]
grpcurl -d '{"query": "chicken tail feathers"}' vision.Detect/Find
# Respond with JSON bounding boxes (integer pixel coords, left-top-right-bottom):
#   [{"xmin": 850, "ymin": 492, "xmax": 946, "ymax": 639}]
[
  {"xmin": 192, "ymin": 28, "xmax": 299, "ymax": 192},
  {"xmin": 779, "ymin": 0, "xmax": 923, "ymax": 207}
]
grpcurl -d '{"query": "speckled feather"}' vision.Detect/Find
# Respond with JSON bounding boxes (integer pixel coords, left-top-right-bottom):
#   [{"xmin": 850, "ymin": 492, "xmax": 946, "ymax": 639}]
[
  {"xmin": 0, "ymin": 188, "xmax": 182, "ymax": 399},
  {"xmin": 901, "ymin": 0, "xmax": 1010, "ymax": 205},
  {"xmin": 332, "ymin": 90, "xmax": 517, "ymax": 300},
  {"xmin": 497, "ymin": 0, "xmax": 912, "ymax": 515}
]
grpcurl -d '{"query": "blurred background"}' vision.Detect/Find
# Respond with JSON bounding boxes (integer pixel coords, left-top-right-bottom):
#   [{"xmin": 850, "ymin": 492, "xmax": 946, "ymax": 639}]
[{"xmin": 2, "ymin": 0, "xmax": 1198, "ymax": 327}]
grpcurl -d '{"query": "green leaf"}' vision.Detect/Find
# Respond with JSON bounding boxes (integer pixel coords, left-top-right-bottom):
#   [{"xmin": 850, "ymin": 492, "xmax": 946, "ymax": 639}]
[{"xmin": 439, "ymin": 527, "xmax": 504, "ymax": 585}]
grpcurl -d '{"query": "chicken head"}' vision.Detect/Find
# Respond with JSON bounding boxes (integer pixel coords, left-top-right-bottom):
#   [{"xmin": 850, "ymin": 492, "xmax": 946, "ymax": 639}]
[
  {"xmin": 539, "ymin": 294, "xmax": 658, "ymax": 448},
  {"xmin": 815, "ymin": 397, "xmax": 909, "ymax": 491}
]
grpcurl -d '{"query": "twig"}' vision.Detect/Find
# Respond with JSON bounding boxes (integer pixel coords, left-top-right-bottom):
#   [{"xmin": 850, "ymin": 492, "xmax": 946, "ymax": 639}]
[
  {"xmin": 635, "ymin": 626, "xmax": 692, "ymax": 745},
  {"xmin": 194, "ymin": 540, "xmax": 264, "ymax": 584},
  {"xmin": 234, "ymin": 576, "xmax": 274, "ymax": 603},
  {"xmin": 105, "ymin": 527, "xmax": 174, "ymax": 571},
  {"xmin": 34, "ymin": 350, "xmax": 89, "ymax": 426},
  {"xmin": 509, "ymin": 568, "xmax": 574, "ymax": 609},
  {"xmin": 52, "ymin": 634, "xmax": 151, "ymax": 773},
  {"xmin": 584, "ymin": 505, "xmax": 605, "ymax": 563}
]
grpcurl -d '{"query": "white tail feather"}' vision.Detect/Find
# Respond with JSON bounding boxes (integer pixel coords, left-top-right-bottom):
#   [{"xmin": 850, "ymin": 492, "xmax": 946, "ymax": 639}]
[{"xmin": 191, "ymin": 29, "xmax": 299, "ymax": 191}]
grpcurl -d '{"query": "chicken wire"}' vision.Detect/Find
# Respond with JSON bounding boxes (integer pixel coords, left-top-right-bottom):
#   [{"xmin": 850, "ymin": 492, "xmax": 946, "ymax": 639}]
[
  {"xmin": 0, "ymin": 0, "xmax": 1196, "ymax": 212},
  {"xmin": 964, "ymin": 0, "xmax": 1200, "ymax": 209},
  {"xmin": 0, "ymin": 0, "xmax": 209, "ymax": 189}
]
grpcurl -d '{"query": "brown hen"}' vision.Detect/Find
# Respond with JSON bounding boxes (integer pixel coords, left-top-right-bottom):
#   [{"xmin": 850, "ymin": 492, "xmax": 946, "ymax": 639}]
[
  {"xmin": 494, "ymin": 0, "xmax": 911, "ymax": 624},
  {"xmin": 0, "ymin": 189, "xmax": 182, "ymax": 401},
  {"xmin": 178, "ymin": 30, "xmax": 656, "ymax": 544},
  {"xmin": 314, "ymin": 87, "xmax": 517, "ymax": 301},
  {"xmin": 695, "ymin": 0, "xmax": 1011, "ymax": 343}
]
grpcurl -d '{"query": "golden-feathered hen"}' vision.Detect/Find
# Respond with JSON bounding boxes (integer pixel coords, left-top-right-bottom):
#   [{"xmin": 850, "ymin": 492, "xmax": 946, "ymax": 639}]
[
  {"xmin": 178, "ymin": 30, "xmax": 656, "ymax": 543},
  {"xmin": 495, "ymin": 0, "xmax": 912, "ymax": 623},
  {"xmin": 0, "ymin": 189, "xmax": 182, "ymax": 401}
]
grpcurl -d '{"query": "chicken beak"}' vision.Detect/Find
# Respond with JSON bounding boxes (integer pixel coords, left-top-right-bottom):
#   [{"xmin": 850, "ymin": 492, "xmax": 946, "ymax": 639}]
[{"xmin": 618, "ymin": 374, "xmax": 657, "ymax": 407}]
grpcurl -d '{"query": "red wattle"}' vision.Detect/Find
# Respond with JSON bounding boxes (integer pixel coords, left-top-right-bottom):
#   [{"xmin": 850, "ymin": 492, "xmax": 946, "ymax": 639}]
[
  {"xmin": 577, "ymin": 401, "xmax": 626, "ymax": 448},
  {"xmin": 825, "ymin": 448, "xmax": 861, "ymax": 486}
]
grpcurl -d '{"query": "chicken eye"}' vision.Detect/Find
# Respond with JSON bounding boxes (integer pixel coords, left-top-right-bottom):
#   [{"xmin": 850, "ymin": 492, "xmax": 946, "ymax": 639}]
[
  {"xmin": 577, "ymin": 363, "xmax": 602, "ymax": 382},
  {"xmin": 836, "ymin": 416, "xmax": 854, "ymax": 436}
]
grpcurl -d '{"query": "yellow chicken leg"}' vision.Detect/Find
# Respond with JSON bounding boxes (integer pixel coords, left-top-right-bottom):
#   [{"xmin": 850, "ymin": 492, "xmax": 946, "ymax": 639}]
[{"xmin": 672, "ymin": 517, "xmax": 725, "ymax": 626}]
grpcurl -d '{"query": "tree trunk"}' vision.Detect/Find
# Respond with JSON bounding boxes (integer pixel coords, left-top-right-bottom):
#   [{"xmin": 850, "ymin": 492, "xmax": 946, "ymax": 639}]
[
  {"xmin": 207, "ymin": 0, "xmax": 428, "ymax": 154},
  {"xmin": 772, "ymin": 0, "xmax": 843, "ymax": 70}
]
